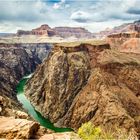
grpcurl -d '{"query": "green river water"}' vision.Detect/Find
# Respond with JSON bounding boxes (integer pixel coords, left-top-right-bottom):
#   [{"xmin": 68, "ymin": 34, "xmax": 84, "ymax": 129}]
[{"xmin": 16, "ymin": 75, "xmax": 73, "ymax": 132}]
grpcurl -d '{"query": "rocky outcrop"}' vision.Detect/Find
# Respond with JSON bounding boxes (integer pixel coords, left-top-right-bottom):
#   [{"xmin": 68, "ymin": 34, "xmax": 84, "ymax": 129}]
[
  {"xmin": 0, "ymin": 116, "xmax": 79, "ymax": 139},
  {"xmin": 25, "ymin": 44, "xmax": 91, "ymax": 122},
  {"xmin": 32, "ymin": 24, "xmax": 56, "ymax": 36},
  {"xmin": 106, "ymin": 32, "xmax": 140, "ymax": 54},
  {"xmin": 17, "ymin": 30, "xmax": 31, "ymax": 36},
  {"xmin": 0, "ymin": 44, "xmax": 37, "ymax": 80},
  {"xmin": 120, "ymin": 38, "xmax": 140, "ymax": 53},
  {"xmin": 18, "ymin": 43, "xmax": 52, "ymax": 62},
  {"xmin": 97, "ymin": 20, "xmax": 140, "ymax": 38},
  {"xmin": 39, "ymin": 132, "xmax": 81, "ymax": 140},
  {"xmin": 54, "ymin": 27, "xmax": 94, "ymax": 38},
  {"xmin": 17, "ymin": 24, "xmax": 56, "ymax": 36},
  {"xmin": 25, "ymin": 42, "xmax": 140, "ymax": 137},
  {"xmin": 0, "ymin": 117, "xmax": 41, "ymax": 139},
  {"xmin": 0, "ymin": 95, "xmax": 29, "ymax": 119}
]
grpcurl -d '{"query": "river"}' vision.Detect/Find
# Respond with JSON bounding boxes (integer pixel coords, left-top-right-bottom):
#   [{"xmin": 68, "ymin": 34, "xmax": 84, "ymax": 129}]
[{"xmin": 16, "ymin": 74, "xmax": 73, "ymax": 132}]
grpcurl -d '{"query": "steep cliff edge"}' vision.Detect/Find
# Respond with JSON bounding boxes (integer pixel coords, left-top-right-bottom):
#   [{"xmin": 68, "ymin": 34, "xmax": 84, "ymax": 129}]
[
  {"xmin": 25, "ymin": 44, "xmax": 91, "ymax": 122},
  {"xmin": 25, "ymin": 42, "xmax": 140, "ymax": 137},
  {"xmin": 0, "ymin": 43, "xmax": 52, "ymax": 116}
]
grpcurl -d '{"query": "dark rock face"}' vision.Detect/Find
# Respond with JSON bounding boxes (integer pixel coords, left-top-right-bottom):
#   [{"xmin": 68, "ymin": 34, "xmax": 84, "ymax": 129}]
[
  {"xmin": 59, "ymin": 63, "xmax": 140, "ymax": 130},
  {"xmin": 0, "ymin": 45, "xmax": 35, "ymax": 79},
  {"xmin": 0, "ymin": 43, "xmax": 55, "ymax": 140},
  {"xmin": 0, "ymin": 43, "xmax": 52, "ymax": 82},
  {"xmin": 0, "ymin": 43, "xmax": 52, "ymax": 113},
  {"xmin": 54, "ymin": 27, "xmax": 94, "ymax": 38},
  {"xmin": 25, "ymin": 42, "xmax": 140, "ymax": 137},
  {"xmin": 18, "ymin": 43, "xmax": 52, "ymax": 62}
]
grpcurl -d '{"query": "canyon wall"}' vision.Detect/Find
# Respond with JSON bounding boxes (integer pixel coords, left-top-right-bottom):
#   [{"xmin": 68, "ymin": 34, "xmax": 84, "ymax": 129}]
[
  {"xmin": 107, "ymin": 32, "xmax": 140, "ymax": 53},
  {"xmin": 24, "ymin": 42, "xmax": 140, "ymax": 137},
  {"xmin": 25, "ymin": 44, "xmax": 91, "ymax": 122},
  {"xmin": 0, "ymin": 43, "xmax": 52, "ymax": 115}
]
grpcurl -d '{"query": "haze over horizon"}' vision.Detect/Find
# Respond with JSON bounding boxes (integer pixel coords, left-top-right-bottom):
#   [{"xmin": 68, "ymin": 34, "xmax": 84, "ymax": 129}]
[{"xmin": 0, "ymin": 0, "xmax": 140, "ymax": 33}]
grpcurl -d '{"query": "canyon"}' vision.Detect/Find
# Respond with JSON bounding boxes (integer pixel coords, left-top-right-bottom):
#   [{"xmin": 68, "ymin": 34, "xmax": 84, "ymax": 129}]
[
  {"xmin": 0, "ymin": 43, "xmax": 53, "ymax": 139},
  {"xmin": 0, "ymin": 20, "xmax": 140, "ymax": 139},
  {"xmin": 24, "ymin": 40, "xmax": 140, "ymax": 139}
]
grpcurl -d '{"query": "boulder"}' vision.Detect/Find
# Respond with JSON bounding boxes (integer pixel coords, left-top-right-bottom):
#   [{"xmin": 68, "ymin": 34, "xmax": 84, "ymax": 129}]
[{"xmin": 0, "ymin": 117, "xmax": 39, "ymax": 139}]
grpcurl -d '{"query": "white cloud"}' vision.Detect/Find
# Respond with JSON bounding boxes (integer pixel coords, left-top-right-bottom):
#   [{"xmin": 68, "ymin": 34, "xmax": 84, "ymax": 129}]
[
  {"xmin": 0, "ymin": 0, "xmax": 49, "ymax": 22},
  {"xmin": 70, "ymin": 11, "xmax": 91, "ymax": 23},
  {"xmin": 70, "ymin": 0, "xmax": 140, "ymax": 23},
  {"xmin": 0, "ymin": 0, "xmax": 140, "ymax": 33},
  {"xmin": 53, "ymin": 0, "xmax": 66, "ymax": 9}
]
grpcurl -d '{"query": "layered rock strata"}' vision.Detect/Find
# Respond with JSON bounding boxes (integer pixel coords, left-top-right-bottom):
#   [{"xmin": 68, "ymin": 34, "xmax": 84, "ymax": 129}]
[
  {"xmin": 0, "ymin": 43, "xmax": 52, "ymax": 116},
  {"xmin": 25, "ymin": 44, "xmax": 91, "ymax": 122},
  {"xmin": 25, "ymin": 42, "xmax": 140, "ymax": 138},
  {"xmin": 54, "ymin": 27, "xmax": 94, "ymax": 38},
  {"xmin": 107, "ymin": 32, "xmax": 140, "ymax": 54}
]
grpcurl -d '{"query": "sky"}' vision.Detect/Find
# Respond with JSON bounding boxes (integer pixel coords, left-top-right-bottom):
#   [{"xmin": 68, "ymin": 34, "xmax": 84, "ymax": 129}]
[{"xmin": 0, "ymin": 0, "xmax": 140, "ymax": 33}]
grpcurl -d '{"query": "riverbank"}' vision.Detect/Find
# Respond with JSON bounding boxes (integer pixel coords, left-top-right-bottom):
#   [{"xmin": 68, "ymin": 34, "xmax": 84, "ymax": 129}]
[{"xmin": 16, "ymin": 75, "xmax": 73, "ymax": 132}]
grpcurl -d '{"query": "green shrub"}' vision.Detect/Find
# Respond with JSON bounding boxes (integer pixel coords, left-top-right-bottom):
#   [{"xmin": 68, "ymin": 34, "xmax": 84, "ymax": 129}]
[
  {"xmin": 78, "ymin": 122, "xmax": 101, "ymax": 140},
  {"xmin": 78, "ymin": 122, "xmax": 130, "ymax": 140}
]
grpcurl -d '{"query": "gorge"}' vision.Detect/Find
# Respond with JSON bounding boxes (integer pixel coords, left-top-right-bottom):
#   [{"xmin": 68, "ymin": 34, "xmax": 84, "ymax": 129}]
[
  {"xmin": 16, "ymin": 74, "xmax": 73, "ymax": 132},
  {"xmin": 24, "ymin": 40, "xmax": 140, "ymax": 138},
  {"xmin": 0, "ymin": 20, "xmax": 140, "ymax": 139}
]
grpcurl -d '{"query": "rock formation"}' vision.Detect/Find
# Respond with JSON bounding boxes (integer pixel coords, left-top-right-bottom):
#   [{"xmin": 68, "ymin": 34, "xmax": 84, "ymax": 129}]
[
  {"xmin": 0, "ymin": 42, "xmax": 55, "ymax": 139},
  {"xmin": 16, "ymin": 24, "xmax": 94, "ymax": 39},
  {"xmin": 18, "ymin": 43, "xmax": 52, "ymax": 62},
  {"xmin": 0, "ymin": 43, "xmax": 52, "ymax": 117},
  {"xmin": 96, "ymin": 20, "xmax": 140, "ymax": 38},
  {"xmin": 25, "ymin": 44, "xmax": 91, "ymax": 122},
  {"xmin": 54, "ymin": 27, "xmax": 94, "ymax": 38},
  {"xmin": 107, "ymin": 32, "xmax": 140, "ymax": 54},
  {"xmin": 17, "ymin": 24, "xmax": 56, "ymax": 36},
  {"xmin": 24, "ymin": 41, "xmax": 140, "ymax": 138},
  {"xmin": 0, "ymin": 117, "xmax": 55, "ymax": 139}
]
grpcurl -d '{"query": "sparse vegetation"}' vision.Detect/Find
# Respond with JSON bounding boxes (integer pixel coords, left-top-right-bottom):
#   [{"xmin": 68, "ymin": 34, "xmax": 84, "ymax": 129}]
[
  {"xmin": 78, "ymin": 122, "xmax": 101, "ymax": 140},
  {"xmin": 77, "ymin": 122, "xmax": 133, "ymax": 140}
]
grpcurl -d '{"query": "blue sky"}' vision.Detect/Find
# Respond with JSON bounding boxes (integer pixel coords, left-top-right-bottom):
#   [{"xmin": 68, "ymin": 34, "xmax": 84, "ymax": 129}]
[{"xmin": 0, "ymin": 0, "xmax": 140, "ymax": 33}]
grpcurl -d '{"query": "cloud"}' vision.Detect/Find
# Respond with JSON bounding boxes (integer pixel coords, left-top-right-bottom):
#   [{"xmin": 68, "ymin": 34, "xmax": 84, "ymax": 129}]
[
  {"xmin": 127, "ymin": 9, "xmax": 140, "ymax": 15},
  {"xmin": 53, "ymin": 0, "xmax": 66, "ymax": 9},
  {"xmin": 0, "ymin": 0, "xmax": 140, "ymax": 33},
  {"xmin": 70, "ymin": 0, "xmax": 140, "ymax": 23},
  {"xmin": 126, "ymin": 0, "xmax": 140, "ymax": 15},
  {"xmin": 70, "ymin": 11, "xmax": 91, "ymax": 23},
  {"xmin": 0, "ymin": 0, "xmax": 49, "ymax": 22}
]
